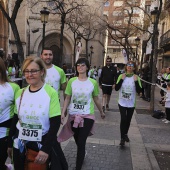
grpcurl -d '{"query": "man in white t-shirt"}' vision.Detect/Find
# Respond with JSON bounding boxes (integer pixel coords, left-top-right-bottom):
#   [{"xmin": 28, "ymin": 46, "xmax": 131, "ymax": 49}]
[{"xmin": 41, "ymin": 47, "xmax": 67, "ymax": 99}]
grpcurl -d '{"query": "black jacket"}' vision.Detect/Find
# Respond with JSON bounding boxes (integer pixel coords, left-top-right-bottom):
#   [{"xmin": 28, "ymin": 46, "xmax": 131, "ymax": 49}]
[{"xmin": 99, "ymin": 66, "xmax": 117, "ymax": 86}]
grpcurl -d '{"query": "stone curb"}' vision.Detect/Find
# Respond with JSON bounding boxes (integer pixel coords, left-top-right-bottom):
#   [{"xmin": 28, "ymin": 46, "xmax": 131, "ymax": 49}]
[{"xmin": 146, "ymin": 148, "xmax": 160, "ymax": 170}]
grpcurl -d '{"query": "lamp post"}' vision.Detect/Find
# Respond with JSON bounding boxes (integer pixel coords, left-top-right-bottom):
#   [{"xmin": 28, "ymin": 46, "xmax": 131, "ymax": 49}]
[
  {"xmin": 103, "ymin": 50, "xmax": 106, "ymax": 66},
  {"xmin": 40, "ymin": 7, "xmax": 50, "ymax": 49},
  {"xmin": 135, "ymin": 37, "xmax": 140, "ymax": 62},
  {"xmin": 149, "ymin": 6, "xmax": 159, "ymax": 111},
  {"xmin": 90, "ymin": 45, "xmax": 94, "ymax": 65}
]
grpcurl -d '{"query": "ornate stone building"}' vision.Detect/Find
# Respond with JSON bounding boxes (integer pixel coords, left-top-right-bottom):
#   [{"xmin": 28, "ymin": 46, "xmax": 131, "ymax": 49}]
[
  {"xmin": 0, "ymin": 0, "xmax": 8, "ymax": 57},
  {"xmin": 8, "ymin": 0, "xmax": 105, "ymax": 67}
]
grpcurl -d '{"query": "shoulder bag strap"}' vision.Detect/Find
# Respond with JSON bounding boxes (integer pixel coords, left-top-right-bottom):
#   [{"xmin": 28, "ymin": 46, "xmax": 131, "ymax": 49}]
[{"xmin": 18, "ymin": 88, "xmax": 25, "ymax": 125}]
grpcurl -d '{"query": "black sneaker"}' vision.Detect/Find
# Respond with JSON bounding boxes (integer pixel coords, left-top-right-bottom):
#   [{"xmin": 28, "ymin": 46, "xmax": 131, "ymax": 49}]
[
  {"xmin": 102, "ymin": 106, "xmax": 105, "ymax": 113},
  {"xmin": 119, "ymin": 139, "xmax": 125, "ymax": 146},
  {"xmin": 124, "ymin": 134, "xmax": 130, "ymax": 142},
  {"xmin": 106, "ymin": 104, "xmax": 109, "ymax": 111}
]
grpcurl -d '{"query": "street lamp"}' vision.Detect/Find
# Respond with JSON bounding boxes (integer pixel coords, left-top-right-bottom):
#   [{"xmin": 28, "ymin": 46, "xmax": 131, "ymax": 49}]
[
  {"xmin": 151, "ymin": 7, "xmax": 159, "ymax": 24},
  {"xmin": 90, "ymin": 45, "xmax": 94, "ymax": 65},
  {"xmin": 135, "ymin": 37, "xmax": 140, "ymax": 61},
  {"xmin": 40, "ymin": 7, "xmax": 50, "ymax": 49}
]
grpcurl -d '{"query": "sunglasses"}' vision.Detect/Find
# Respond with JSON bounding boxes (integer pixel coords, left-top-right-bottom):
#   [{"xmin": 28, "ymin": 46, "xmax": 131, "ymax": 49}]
[
  {"xmin": 127, "ymin": 63, "xmax": 134, "ymax": 67},
  {"xmin": 77, "ymin": 63, "xmax": 86, "ymax": 67}
]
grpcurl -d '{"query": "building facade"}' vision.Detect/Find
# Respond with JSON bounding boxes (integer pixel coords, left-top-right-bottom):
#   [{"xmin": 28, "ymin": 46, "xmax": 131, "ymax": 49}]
[
  {"xmin": 103, "ymin": 0, "xmax": 144, "ymax": 67},
  {"xmin": 7, "ymin": 0, "xmax": 105, "ymax": 67},
  {"xmin": 0, "ymin": 0, "xmax": 9, "ymax": 58}
]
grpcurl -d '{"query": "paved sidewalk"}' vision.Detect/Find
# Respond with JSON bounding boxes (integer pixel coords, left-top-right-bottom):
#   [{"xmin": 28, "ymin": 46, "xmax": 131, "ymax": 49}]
[
  {"xmin": 60, "ymin": 86, "xmax": 170, "ymax": 170},
  {"xmin": 5, "ymin": 86, "xmax": 169, "ymax": 169}
]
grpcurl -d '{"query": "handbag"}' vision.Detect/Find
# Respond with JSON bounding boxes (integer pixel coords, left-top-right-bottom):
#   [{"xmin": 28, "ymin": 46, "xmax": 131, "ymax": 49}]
[{"xmin": 25, "ymin": 149, "xmax": 48, "ymax": 170}]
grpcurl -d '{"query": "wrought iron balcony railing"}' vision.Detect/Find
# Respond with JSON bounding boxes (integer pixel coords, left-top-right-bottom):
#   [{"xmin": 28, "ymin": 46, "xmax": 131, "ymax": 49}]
[
  {"xmin": 165, "ymin": 0, "xmax": 170, "ymax": 9},
  {"xmin": 160, "ymin": 29, "xmax": 170, "ymax": 47}
]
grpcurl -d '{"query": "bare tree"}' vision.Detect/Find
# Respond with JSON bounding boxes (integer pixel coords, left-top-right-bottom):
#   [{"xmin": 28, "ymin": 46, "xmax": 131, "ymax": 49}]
[
  {"xmin": 67, "ymin": 5, "xmax": 105, "ymax": 60},
  {"xmin": 46, "ymin": 0, "xmax": 86, "ymax": 66},
  {"xmin": 106, "ymin": 0, "xmax": 152, "ymax": 62},
  {"xmin": 0, "ymin": 0, "xmax": 24, "ymax": 63}
]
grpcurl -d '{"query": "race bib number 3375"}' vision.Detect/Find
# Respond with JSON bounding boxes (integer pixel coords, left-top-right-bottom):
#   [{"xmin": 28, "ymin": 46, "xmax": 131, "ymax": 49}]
[{"xmin": 18, "ymin": 123, "xmax": 42, "ymax": 141}]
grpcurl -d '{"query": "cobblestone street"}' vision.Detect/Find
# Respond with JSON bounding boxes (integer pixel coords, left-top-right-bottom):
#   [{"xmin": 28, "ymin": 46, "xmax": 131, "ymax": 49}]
[{"xmin": 60, "ymin": 86, "xmax": 170, "ymax": 170}]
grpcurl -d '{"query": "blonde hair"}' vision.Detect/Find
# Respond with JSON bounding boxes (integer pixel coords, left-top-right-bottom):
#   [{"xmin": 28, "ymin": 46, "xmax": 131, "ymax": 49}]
[{"xmin": 22, "ymin": 56, "xmax": 46, "ymax": 82}]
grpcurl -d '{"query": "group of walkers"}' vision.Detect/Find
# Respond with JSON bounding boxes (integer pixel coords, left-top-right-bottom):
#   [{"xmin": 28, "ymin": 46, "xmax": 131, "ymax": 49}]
[{"xmin": 0, "ymin": 50, "xmax": 143, "ymax": 170}]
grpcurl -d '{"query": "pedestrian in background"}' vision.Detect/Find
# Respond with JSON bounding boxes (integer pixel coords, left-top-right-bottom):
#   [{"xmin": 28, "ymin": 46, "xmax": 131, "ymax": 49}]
[
  {"xmin": 8, "ymin": 59, "xmax": 16, "ymax": 80},
  {"xmin": 115, "ymin": 61, "xmax": 142, "ymax": 146},
  {"xmin": 7, "ymin": 56, "xmax": 65, "ymax": 170},
  {"xmin": 58, "ymin": 58, "xmax": 105, "ymax": 170},
  {"xmin": 159, "ymin": 68, "xmax": 166, "ymax": 104},
  {"xmin": 99, "ymin": 57, "xmax": 116, "ymax": 112},
  {"xmin": 0, "ymin": 58, "xmax": 20, "ymax": 170},
  {"xmin": 162, "ymin": 82, "xmax": 170, "ymax": 124},
  {"xmin": 41, "ymin": 47, "xmax": 67, "ymax": 99}
]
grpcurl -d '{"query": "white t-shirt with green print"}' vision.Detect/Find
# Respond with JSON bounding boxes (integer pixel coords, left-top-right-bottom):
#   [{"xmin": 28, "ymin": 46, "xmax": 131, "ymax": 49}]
[
  {"xmin": 117, "ymin": 74, "xmax": 142, "ymax": 107},
  {"xmin": 65, "ymin": 77, "xmax": 99, "ymax": 115},
  {"xmin": 13, "ymin": 84, "xmax": 61, "ymax": 147},
  {"xmin": 45, "ymin": 65, "xmax": 66, "ymax": 96},
  {"xmin": 0, "ymin": 82, "xmax": 20, "ymax": 138}
]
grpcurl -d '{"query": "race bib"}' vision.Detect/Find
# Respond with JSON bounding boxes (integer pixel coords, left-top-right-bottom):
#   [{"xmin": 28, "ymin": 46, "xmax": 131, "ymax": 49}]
[
  {"xmin": 121, "ymin": 92, "xmax": 132, "ymax": 100},
  {"xmin": 18, "ymin": 123, "xmax": 42, "ymax": 141}
]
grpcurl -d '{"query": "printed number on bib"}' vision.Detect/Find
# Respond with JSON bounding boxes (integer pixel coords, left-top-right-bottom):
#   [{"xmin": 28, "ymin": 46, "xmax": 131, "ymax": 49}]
[
  {"xmin": 121, "ymin": 92, "xmax": 132, "ymax": 100},
  {"xmin": 18, "ymin": 123, "xmax": 42, "ymax": 141},
  {"xmin": 74, "ymin": 104, "xmax": 84, "ymax": 110}
]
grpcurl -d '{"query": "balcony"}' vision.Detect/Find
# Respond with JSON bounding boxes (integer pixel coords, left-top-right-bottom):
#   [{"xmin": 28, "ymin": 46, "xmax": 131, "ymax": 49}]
[
  {"xmin": 160, "ymin": 30, "xmax": 170, "ymax": 47},
  {"xmin": 165, "ymin": 0, "xmax": 170, "ymax": 9}
]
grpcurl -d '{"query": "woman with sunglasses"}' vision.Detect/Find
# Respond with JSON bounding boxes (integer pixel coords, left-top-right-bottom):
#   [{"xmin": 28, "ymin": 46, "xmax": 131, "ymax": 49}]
[
  {"xmin": 7, "ymin": 56, "xmax": 63, "ymax": 169},
  {"xmin": 58, "ymin": 58, "xmax": 105, "ymax": 170},
  {"xmin": 0, "ymin": 58, "xmax": 20, "ymax": 170},
  {"xmin": 115, "ymin": 61, "xmax": 142, "ymax": 146}
]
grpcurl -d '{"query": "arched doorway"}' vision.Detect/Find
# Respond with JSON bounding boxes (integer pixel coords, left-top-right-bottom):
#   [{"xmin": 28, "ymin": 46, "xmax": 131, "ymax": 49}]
[{"xmin": 50, "ymin": 45, "xmax": 61, "ymax": 66}]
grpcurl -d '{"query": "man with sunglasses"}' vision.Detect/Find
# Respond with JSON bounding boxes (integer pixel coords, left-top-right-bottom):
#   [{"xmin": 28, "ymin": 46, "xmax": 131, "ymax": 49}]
[{"xmin": 99, "ymin": 57, "xmax": 117, "ymax": 112}]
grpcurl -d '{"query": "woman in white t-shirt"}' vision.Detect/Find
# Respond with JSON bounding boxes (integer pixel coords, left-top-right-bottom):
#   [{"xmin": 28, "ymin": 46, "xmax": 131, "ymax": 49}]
[
  {"xmin": 0, "ymin": 58, "xmax": 20, "ymax": 170},
  {"xmin": 58, "ymin": 58, "xmax": 105, "ymax": 170},
  {"xmin": 7, "ymin": 56, "xmax": 67, "ymax": 170},
  {"xmin": 115, "ymin": 61, "xmax": 142, "ymax": 146}
]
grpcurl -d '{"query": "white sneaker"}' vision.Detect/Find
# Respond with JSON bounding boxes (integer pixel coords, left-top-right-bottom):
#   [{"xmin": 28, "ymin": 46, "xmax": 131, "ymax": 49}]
[
  {"xmin": 164, "ymin": 120, "xmax": 170, "ymax": 124},
  {"xmin": 6, "ymin": 164, "xmax": 14, "ymax": 170},
  {"xmin": 162, "ymin": 119, "xmax": 167, "ymax": 122}
]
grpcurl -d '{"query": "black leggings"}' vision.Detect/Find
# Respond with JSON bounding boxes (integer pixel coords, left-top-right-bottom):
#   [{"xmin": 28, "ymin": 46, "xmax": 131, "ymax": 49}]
[
  {"xmin": 165, "ymin": 108, "xmax": 170, "ymax": 121},
  {"xmin": 118, "ymin": 104, "xmax": 135, "ymax": 139},
  {"xmin": 13, "ymin": 147, "xmax": 26, "ymax": 170},
  {"xmin": 71, "ymin": 118, "xmax": 94, "ymax": 170},
  {"xmin": 0, "ymin": 136, "xmax": 8, "ymax": 170}
]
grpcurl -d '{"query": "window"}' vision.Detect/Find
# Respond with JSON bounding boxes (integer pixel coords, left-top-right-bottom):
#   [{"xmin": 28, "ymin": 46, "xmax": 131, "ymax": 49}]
[
  {"xmin": 113, "ymin": 11, "xmax": 120, "ymax": 16},
  {"xmin": 114, "ymin": 1, "xmax": 123, "ymax": 7},
  {"xmin": 145, "ymin": 5, "xmax": 150, "ymax": 13},
  {"xmin": 133, "ymin": 7, "xmax": 140, "ymax": 14},
  {"xmin": 104, "ymin": 1, "xmax": 110, "ymax": 6},
  {"xmin": 113, "ymin": 20, "xmax": 122, "ymax": 26}
]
